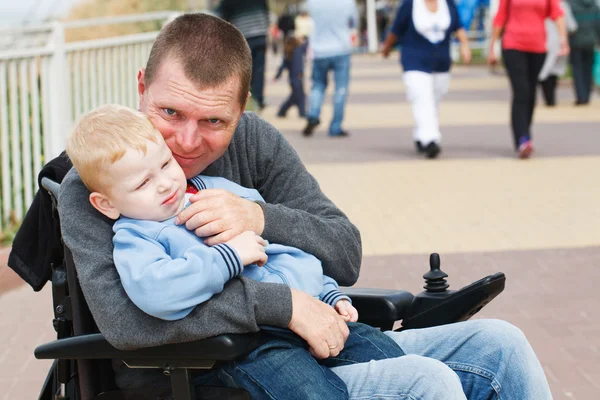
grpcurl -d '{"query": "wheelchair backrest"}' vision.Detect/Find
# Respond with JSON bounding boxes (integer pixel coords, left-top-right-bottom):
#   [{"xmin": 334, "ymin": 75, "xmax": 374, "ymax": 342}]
[{"xmin": 41, "ymin": 177, "xmax": 118, "ymax": 399}]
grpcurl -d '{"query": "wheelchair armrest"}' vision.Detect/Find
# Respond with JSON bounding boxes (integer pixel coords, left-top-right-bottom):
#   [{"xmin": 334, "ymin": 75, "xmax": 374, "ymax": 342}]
[
  {"xmin": 343, "ymin": 288, "xmax": 415, "ymax": 329},
  {"xmin": 35, "ymin": 332, "xmax": 262, "ymax": 365}
]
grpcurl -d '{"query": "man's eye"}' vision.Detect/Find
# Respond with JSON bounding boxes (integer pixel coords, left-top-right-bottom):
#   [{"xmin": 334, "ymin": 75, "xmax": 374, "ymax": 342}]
[
  {"xmin": 208, "ymin": 118, "xmax": 220, "ymax": 123},
  {"xmin": 164, "ymin": 108, "xmax": 177, "ymax": 116},
  {"xmin": 161, "ymin": 160, "xmax": 170, "ymax": 169}
]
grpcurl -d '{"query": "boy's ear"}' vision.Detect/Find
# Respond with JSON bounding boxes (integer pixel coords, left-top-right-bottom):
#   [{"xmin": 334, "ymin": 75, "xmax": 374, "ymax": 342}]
[{"xmin": 89, "ymin": 192, "xmax": 121, "ymax": 220}]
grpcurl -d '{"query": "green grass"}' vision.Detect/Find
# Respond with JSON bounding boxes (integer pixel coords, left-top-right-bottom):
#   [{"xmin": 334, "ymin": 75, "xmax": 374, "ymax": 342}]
[{"xmin": 0, "ymin": 212, "xmax": 20, "ymax": 246}]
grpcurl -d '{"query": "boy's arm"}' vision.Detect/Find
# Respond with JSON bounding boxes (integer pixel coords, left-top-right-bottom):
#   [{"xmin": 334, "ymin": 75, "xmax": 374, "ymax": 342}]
[
  {"xmin": 58, "ymin": 168, "xmax": 292, "ymax": 350},
  {"xmin": 113, "ymin": 224, "xmax": 243, "ymax": 321},
  {"xmin": 319, "ymin": 275, "xmax": 351, "ymax": 307}
]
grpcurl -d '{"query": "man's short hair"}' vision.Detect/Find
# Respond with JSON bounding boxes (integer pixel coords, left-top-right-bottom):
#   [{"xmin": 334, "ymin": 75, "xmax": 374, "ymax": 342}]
[
  {"xmin": 66, "ymin": 104, "xmax": 161, "ymax": 193},
  {"xmin": 144, "ymin": 13, "xmax": 252, "ymax": 107}
]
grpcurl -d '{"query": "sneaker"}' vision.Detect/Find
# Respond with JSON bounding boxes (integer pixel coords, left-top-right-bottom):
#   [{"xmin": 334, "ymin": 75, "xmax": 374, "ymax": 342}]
[
  {"xmin": 303, "ymin": 120, "xmax": 320, "ymax": 137},
  {"xmin": 518, "ymin": 140, "xmax": 533, "ymax": 159},
  {"xmin": 423, "ymin": 142, "xmax": 441, "ymax": 159}
]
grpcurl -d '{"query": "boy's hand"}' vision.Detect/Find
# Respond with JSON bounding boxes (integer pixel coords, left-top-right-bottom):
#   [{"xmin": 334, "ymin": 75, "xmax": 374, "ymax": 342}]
[
  {"xmin": 334, "ymin": 299, "xmax": 358, "ymax": 322},
  {"xmin": 226, "ymin": 231, "xmax": 268, "ymax": 266}
]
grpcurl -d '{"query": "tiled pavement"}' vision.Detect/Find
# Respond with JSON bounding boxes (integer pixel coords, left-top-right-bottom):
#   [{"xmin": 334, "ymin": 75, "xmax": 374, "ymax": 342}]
[{"xmin": 1, "ymin": 53, "xmax": 599, "ymax": 399}]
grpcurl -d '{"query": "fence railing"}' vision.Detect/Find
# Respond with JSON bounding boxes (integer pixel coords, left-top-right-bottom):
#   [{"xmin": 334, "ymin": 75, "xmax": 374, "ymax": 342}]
[{"xmin": 0, "ymin": 11, "xmax": 181, "ymax": 231}]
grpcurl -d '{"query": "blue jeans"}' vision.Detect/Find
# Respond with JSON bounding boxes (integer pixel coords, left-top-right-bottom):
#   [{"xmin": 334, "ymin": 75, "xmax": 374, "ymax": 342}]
[
  {"xmin": 307, "ymin": 54, "xmax": 351, "ymax": 135},
  {"xmin": 194, "ymin": 319, "xmax": 550, "ymax": 399},
  {"xmin": 331, "ymin": 319, "xmax": 552, "ymax": 399},
  {"xmin": 193, "ymin": 322, "xmax": 404, "ymax": 399}
]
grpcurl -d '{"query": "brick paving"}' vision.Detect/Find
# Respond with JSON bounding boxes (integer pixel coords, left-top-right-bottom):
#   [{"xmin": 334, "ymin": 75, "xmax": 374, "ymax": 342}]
[{"xmin": 1, "ymin": 53, "xmax": 599, "ymax": 399}]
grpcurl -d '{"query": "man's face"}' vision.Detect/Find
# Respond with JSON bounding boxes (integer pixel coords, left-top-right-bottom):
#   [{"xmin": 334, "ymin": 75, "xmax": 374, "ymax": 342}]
[
  {"xmin": 98, "ymin": 138, "xmax": 188, "ymax": 222},
  {"xmin": 138, "ymin": 61, "xmax": 246, "ymax": 179}
]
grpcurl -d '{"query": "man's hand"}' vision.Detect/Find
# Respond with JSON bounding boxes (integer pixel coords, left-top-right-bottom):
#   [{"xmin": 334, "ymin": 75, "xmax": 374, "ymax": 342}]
[
  {"xmin": 175, "ymin": 189, "xmax": 265, "ymax": 245},
  {"xmin": 226, "ymin": 231, "xmax": 268, "ymax": 266},
  {"xmin": 288, "ymin": 289, "xmax": 350, "ymax": 359},
  {"xmin": 334, "ymin": 299, "xmax": 359, "ymax": 322}
]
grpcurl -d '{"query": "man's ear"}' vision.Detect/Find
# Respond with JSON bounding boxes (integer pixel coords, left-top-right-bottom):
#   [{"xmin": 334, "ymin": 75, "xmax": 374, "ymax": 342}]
[
  {"xmin": 137, "ymin": 68, "xmax": 146, "ymax": 109},
  {"xmin": 89, "ymin": 192, "xmax": 121, "ymax": 220},
  {"xmin": 242, "ymin": 91, "xmax": 251, "ymax": 113}
]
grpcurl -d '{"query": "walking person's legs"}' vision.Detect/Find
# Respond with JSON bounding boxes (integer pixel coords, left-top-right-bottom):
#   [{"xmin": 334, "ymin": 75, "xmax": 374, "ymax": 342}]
[
  {"xmin": 249, "ymin": 37, "xmax": 267, "ymax": 109},
  {"xmin": 540, "ymin": 75, "xmax": 558, "ymax": 106},
  {"xmin": 581, "ymin": 47, "xmax": 595, "ymax": 104},
  {"xmin": 277, "ymin": 94, "xmax": 294, "ymax": 117},
  {"xmin": 291, "ymin": 78, "xmax": 306, "ymax": 117},
  {"xmin": 403, "ymin": 70, "xmax": 441, "ymax": 158},
  {"xmin": 525, "ymin": 52, "xmax": 546, "ymax": 132},
  {"xmin": 570, "ymin": 48, "xmax": 587, "ymax": 104},
  {"xmin": 329, "ymin": 54, "xmax": 351, "ymax": 136},
  {"xmin": 304, "ymin": 58, "xmax": 330, "ymax": 136},
  {"xmin": 502, "ymin": 49, "xmax": 534, "ymax": 157}
]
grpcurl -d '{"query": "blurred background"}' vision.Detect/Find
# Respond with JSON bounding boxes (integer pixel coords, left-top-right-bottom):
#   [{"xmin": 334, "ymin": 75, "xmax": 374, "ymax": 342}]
[{"xmin": 0, "ymin": 0, "xmax": 599, "ymax": 399}]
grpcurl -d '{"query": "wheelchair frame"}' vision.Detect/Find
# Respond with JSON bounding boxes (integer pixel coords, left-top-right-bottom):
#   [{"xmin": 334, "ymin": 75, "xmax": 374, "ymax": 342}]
[{"xmin": 34, "ymin": 177, "xmax": 506, "ymax": 400}]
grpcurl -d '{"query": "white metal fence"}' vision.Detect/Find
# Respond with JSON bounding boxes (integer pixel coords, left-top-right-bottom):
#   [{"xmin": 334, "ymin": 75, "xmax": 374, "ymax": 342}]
[{"xmin": 0, "ymin": 11, "xmax": 180, "ymax": 230}]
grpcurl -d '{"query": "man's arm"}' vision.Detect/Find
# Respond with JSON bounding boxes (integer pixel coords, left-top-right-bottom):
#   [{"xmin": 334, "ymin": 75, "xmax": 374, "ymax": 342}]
[
  {"xmin": 248, "ymin": 116, "xmax": 362, "ymax": 286},
  {"xmin": 58, "ymin": 168, "xmax": 292, "ymax": 350}
]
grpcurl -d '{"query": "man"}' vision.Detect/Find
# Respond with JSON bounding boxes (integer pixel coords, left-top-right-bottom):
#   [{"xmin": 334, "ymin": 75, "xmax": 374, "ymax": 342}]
[
  {"xmin": 59, "ymin": 13, "xmax": 553, "ymax": 399},
  {"xmin": 216, "ymin": 0, "xmax": 269, "ymax": 110},
  {"xmin": 303, "ymin": 0, "xmax": 358, "ymax": 138}
]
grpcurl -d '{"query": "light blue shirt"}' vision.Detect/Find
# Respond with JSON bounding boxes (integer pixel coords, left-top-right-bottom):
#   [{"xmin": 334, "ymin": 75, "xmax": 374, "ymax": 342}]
[
  {"xmin": 113, "ymin": 175, "xmax": 349, "ymax": 321},
  {"xmin": 307, "ymin": 0, "xmax": 359, "ymax": 59}
]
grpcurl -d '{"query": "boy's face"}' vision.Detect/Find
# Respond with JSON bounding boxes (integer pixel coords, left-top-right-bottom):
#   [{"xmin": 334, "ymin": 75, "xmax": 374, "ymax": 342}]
[{"xmin": 90, "ymin": 139, "xmax": 188, "ymax": 221}]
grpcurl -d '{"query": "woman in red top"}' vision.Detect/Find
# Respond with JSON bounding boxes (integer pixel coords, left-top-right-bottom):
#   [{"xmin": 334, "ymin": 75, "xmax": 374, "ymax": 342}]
[{"xmin": 488, "ymin": 0, "xmax": 569, "ymax": 158}]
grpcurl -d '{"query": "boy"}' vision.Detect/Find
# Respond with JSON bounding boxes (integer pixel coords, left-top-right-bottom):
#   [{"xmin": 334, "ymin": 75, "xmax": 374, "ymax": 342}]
[{"xmin": 66, "ymin": 104, "xmax": 404, "ymax": 397}]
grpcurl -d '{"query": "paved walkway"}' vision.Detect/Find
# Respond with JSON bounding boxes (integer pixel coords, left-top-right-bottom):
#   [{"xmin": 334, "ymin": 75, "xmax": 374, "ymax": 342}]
[{"xmin": 1, "ymin": 53, "xmax": 599, "ymax": 399}]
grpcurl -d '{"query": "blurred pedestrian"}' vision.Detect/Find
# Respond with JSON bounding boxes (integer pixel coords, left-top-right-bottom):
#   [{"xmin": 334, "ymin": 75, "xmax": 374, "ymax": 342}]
[
  {"xmin": 294, "ymin": 9, "xmax": 314, "ymax": 44},
  {"xmin": 270, "ymin": 22, "xmax": 281, "ymax": 55},
  {"xmin": 303, "ymin": 0, "xmax": 358, "ymax": 138},
  {"xmin": 568, "ymin": 0, "xmax": 600, "ymax": 105},
  {"xmin": 274, "ymin": 36, "xmax": 307, "ymax": 118},
  {"xmin": 488, "ymin": 0, "xmax": 568, "ymax": 159},
  {"xmin": 382, "ymin": 0, "xmax": 472, "ymax": 159},
  {"xmin": 539, "ymin": 1, "xmax": 577, "ymax": 107},
  {"xmin": 217, "ymin": 0, "xmax": 269, "ymax": 110},
  {"xmin": 278, "ymin": 7, "xmax": 296, "ymax": 39}
]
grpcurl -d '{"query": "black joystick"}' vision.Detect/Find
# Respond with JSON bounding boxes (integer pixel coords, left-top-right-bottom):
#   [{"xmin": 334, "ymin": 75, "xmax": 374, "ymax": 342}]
[{"xmin": 423, "ymin": 253, "xmax": 449, "ymax": 293}]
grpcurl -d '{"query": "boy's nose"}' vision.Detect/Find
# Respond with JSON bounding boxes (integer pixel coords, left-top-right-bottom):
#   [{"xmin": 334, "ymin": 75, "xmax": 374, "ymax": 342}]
[{"xmin": 157, "ymin": 177, "xmax": 173, "ymax": 193}]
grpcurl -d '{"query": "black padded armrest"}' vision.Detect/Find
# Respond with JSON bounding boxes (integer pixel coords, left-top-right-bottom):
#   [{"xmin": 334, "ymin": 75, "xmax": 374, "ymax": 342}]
[
  {"xmin": 343, "ymin": 288, "xmax": 415, "ymax": 328},
  {"xmin": 35, "ymin": 332, "xmax": 262, "ymax": 362}
]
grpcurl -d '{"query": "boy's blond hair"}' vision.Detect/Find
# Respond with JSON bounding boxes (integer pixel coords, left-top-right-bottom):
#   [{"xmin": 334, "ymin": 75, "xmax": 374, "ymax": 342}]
[{"xmin": 66, "ymin": 104, "xmax": 161, "ymax": 192}]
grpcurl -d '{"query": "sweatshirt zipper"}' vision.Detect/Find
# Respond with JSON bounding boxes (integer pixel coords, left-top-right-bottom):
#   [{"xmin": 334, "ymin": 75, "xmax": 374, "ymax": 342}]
[{"xmin": 263, "ymin": 264, "xmax": 290, "ymax": 286}]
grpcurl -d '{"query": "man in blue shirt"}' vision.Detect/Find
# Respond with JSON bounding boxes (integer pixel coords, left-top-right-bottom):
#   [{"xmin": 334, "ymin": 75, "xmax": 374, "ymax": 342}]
[{"xmin": 303, "ymin": 0, "xmax": 358, "ymax": 138}]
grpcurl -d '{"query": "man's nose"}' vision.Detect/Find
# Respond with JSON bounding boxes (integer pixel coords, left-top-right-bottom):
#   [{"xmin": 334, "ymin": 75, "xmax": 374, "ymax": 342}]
[{"xmin": 175, "ymin": 121, "xmax": 202, "ymax": 152}]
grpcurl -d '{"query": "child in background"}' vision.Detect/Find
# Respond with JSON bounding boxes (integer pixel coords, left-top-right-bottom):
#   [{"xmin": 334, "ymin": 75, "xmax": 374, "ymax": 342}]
[{"xmin": 274, "ymin": 35, "xmax": 307, "ymax": 118}]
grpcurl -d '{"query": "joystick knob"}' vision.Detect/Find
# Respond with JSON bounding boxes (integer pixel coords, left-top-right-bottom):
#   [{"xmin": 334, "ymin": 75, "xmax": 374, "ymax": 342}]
[{"xmin": 423, "ymin": 253, "xmax": 449, "ymax": 293}]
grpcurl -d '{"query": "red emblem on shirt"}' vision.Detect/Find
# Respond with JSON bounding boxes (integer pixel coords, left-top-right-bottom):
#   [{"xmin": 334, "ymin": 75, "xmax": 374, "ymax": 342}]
[{"xmin": 186, "ymin": 181, "xmax": 198, "ymax": 194}]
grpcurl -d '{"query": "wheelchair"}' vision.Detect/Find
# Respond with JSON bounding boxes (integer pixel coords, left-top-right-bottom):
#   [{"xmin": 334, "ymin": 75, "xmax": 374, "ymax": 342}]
[{"xmin": 34, "ymin": 177, "xmax": 506, "ymax": 400}]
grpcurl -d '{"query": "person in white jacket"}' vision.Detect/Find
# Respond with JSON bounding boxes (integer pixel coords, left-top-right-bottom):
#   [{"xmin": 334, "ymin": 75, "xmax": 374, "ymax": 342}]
[{"xmin": 538, "ymin": 0, "xmax": 578, "ymax": 106}]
